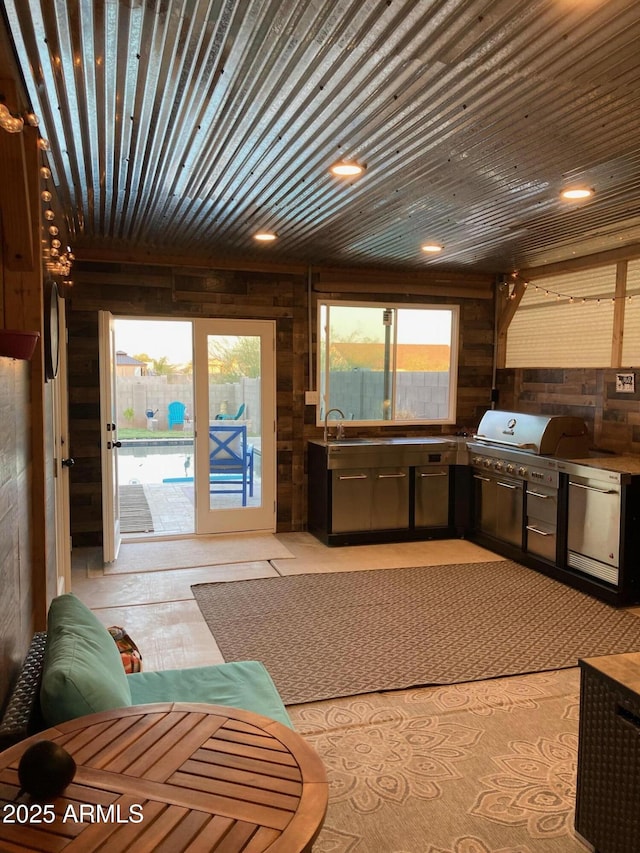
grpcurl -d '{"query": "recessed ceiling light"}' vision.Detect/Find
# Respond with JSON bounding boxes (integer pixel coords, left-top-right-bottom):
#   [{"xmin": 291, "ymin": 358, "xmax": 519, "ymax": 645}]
[
  {"xmin": 330, "ymin": 161, "xmax": 364, "ymax": 177},
  {"xmin": 253, "ymin": 231, "xmax": 277, "ymax": 242},
  {"xmin": 561, "ymin": 187, "xmax": 593, "ymax": 200},
  {"xmin": 421, "ymin": 243, "xmax": 443, "ymax": 253}
]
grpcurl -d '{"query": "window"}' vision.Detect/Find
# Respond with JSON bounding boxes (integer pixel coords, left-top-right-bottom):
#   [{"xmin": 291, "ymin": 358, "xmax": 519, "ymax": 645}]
[{"xmin": 317, "ymin": 301, "xmax": 459, "ymax": 425}]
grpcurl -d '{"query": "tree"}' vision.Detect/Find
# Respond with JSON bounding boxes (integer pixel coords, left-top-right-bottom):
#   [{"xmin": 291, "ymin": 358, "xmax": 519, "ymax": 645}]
[{"xmin": 207, "ymin": 336, "xmax": 260, "ymax": 381}]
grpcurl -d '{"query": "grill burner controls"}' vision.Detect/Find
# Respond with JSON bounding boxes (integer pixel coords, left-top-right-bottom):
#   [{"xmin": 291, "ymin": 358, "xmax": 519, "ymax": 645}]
[{"xmin": 469, "ymin": 449, "xmax": 557, "ymax": 487}]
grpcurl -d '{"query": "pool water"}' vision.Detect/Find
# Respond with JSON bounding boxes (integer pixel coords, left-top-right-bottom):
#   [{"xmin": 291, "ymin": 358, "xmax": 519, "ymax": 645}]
[{"xmin": 118, "ymin": 444, "xmax": 194, "ymax": 485}]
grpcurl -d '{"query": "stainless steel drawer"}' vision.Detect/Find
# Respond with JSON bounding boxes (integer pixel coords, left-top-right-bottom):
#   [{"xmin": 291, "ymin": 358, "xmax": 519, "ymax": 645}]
[
  {"xmin": 525, "ymin": 485, "xmax": 557, "ymax": 525},
  {"xmin": 526, "ymin": 521, "xmax": 556, "ymax": 562}
]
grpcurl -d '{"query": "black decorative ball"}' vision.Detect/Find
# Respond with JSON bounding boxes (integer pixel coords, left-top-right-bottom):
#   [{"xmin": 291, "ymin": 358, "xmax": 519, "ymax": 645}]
[{"xmin": 18, "ymin": 740, "xmax": 76, "ymax": 801}]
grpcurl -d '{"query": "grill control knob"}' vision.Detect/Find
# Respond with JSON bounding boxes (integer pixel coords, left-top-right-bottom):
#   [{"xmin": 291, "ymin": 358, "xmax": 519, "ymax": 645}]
[
  {"xmin": 506, "ymin": 463, "xmax": 515, "ymax": 475},
  {"xmin": 494, "ymin": 461, "xmax": 503, "ymax": 471},
  {"xmin": 484, "ymin": 458, "xmax": 492, "ymax": 468},
  {"xmin": 518, "ymin": 466, "xmax": 527, "ymax": 477}
]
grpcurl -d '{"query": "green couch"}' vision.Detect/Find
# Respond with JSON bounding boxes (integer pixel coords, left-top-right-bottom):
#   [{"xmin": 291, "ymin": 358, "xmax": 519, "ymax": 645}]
[{"xmin": 40, "ymin": 593, "xmax": 291, "ymax": 729}]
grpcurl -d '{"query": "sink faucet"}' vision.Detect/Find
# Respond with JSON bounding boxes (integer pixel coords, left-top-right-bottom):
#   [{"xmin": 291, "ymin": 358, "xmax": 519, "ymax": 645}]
[{"xmin": 324, "ymin": 408, "xmax": 345, "ymax": 442}]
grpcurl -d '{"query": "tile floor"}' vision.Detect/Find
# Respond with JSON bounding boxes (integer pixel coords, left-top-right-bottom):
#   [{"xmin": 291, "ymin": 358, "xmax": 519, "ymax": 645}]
[
  {"xmin": 71, "ymin": 533, "xmax": 501, "ymax": 672},
  {"xmin": 71, "ymin": 532, "xmax": 640, "ymax": 675}
]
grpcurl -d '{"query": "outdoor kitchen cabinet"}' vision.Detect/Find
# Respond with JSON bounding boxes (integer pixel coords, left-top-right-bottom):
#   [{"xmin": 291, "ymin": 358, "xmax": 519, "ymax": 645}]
[
  {"xmin": 331, "ymin": 466, "xmax": 409, "ymax": 533},
  {"xmin": 307, "ymin": 439, "xmax": 457, "ymax": 546}
]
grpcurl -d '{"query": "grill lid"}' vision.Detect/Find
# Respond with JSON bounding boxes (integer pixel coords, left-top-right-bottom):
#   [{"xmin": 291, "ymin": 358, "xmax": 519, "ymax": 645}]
[{"xmin": 473, "ymin": 410, "xmax": 590, "ymax": 457}]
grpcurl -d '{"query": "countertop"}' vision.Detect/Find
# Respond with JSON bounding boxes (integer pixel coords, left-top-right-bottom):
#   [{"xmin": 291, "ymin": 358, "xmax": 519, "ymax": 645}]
[
  {"xmin": 309, "ymin": 436, "xmax": 459, "ymax": 448},
  {"xmin": 561, "ymin": 455, "xmax": 640, "ymax": 476},
  {"xmin": 309, "ymin": 436, "xmax": 640, "ymax": 475}
]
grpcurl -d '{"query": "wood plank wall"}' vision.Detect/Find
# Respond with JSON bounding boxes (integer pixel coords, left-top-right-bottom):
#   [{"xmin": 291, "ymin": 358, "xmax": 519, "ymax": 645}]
[
  {"xmin": 0, "ymin": 358, "xmax": 35, "ymax": 709},
  {"xmin": 66, "ymin": 261, "xmax": 496, "ymax": 547},
  {"xmin": 496, "ymin": 367, "xmax": 640, "ymax": 454},
  {"xmin": 66, "ymin": 263, "xmax": 309, "ymax": 545}
]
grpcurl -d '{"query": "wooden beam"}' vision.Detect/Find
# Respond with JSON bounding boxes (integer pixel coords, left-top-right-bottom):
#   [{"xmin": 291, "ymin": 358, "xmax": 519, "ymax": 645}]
[
  {"xmin": 496, "ymin": 278, "xmax": 526, "ymax": 368},
  {"xmin": 0, "ymin": 78, "xmax": 34, "ymax": 271},
  {"xmin": 611, "ymin": 260, "xmax": 628, "ymax": 368},
  {"xmin": 519, "ymin": 244, "xmax": 640, "ymax": 280},
  {"xmin": 74, "ymin": 246, "xmax": 309, "ymax": 276},
  {"xmin": 311, "ymin": 278, "xmax": 492, "ymax": 299},
  {"xmin": 314, "ymin": 265, "xmax": 493, "ymax": 294}
]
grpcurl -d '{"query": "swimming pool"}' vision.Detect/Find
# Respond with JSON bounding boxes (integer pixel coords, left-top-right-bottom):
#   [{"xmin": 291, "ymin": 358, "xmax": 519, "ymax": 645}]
[{"xmin": 118, "ymin": 443, "xmax": 194, "ymax": 485}]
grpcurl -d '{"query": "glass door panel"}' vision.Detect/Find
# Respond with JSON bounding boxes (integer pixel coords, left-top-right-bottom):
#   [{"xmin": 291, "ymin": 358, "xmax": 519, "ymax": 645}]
[{"xmin": 194, "ymin": 319, "xmax": 275, "ymax": 534}]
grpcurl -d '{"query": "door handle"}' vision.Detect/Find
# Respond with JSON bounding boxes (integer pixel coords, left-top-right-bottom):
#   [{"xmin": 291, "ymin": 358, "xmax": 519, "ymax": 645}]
[
  {"xmin": 377, "ymin": 472, "xmax": 406, "ymax": 479},
  {"xmin": 107, "ymin": 440, "xmax": 122, "ymax": 450},
  {"xmin": 526, "ymin": 525, "xmax": 552, "ymax": 536},
  {"xmin": 419, "ymin": 472, "xmax": 447, "ymax": 477},
  {"xmin": 497, "ymin": 482, "xmax": 518, "ymax": 490},
  {"xmin": 61, "ymin": 458, "xmax": 75, "ymax": 468},
  {"xmin": 338, "ymin": 474, "xmax": 367, "ymax": 480},
  {"xmin": 473, "ymin": 475, "xmax": 491, "ymax": 482},
  {"xmin": 526, "ymin": 490, "xmax": 552, "ymax": 499}
]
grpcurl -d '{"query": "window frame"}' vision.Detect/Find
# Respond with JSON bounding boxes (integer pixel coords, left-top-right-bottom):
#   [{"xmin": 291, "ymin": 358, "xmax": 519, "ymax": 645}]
[{"xmin": 316, "ymin": 299, "xmax": 459, "ymax": 427}]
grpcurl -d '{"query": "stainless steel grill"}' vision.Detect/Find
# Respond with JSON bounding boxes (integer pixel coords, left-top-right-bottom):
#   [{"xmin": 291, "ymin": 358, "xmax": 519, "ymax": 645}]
[
  {"xmin": 467, "ymin": 409, "xmax": 590, "ymax": 562},
  {"xmin": 471, "ymin": 410, "xmax": 590, "ymax": 459}
]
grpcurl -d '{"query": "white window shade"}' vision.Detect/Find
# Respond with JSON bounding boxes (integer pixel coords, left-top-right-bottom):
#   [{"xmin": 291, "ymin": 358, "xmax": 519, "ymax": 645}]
[
  {"xmin": 506, "ymin": 267, "xmax": 617, "ymax": 367},
  {"xmin": 620, "ymin": 259, "xmax": 640, "ymax": 365}
]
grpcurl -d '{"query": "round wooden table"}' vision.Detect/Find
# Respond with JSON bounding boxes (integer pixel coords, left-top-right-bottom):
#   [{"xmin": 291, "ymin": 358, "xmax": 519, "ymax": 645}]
[{"xmin": 0, "ymin": 703, "xmax": 328, "ymax": 852}]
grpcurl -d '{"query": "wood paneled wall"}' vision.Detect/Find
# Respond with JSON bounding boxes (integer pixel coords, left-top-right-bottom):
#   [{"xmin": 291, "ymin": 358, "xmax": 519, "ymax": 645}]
[
  {"xmin": 0, "ymin": 358, "xmax": 35, "ymax": 710},
  {"xmin": 66, "ymin": 263, "xmax": 309, "ymax": 545},
  {"xmin": 66, "ymin": 261, "xmax": 496, "ymax": 546},
  {"xmin": 496, "ymin": 367, "xmax": 640, "ymax": 454}
]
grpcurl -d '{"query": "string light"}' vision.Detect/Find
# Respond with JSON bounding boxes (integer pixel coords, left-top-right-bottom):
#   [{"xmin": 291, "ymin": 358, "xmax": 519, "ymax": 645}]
[
  {"xmin": 38, "ymin": 144, "xmax": 75, "ymax": 280},
  {"xmin": 1, "ymin": 97, "xmax": 76, "ymax": 281},
  {"xmin": 0, "ymin": 103, "xmax": 24, "ymax": 133},
  {"xmin": 501, "ymin": 271, "xmax": 635, "ymax": 304}
]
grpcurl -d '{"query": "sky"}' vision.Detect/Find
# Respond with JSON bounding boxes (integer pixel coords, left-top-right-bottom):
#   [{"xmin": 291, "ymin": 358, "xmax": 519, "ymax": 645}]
[
  {"xmin": 325, "ymin": 305, "xmax": 454, "ymax": 344},
  {"xmin": 114, "ymin": 319, "xmax": 193, "ymax": 364}
]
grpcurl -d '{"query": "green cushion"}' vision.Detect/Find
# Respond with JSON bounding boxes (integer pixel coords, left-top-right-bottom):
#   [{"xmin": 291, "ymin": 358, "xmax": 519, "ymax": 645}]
[
  {"xmin": 128, "ymin": 660, "xmax": 292, "ymax": 728},
  {"xmin": 40, "ymin": 593, "xmax": 132, "ymax": 726}
]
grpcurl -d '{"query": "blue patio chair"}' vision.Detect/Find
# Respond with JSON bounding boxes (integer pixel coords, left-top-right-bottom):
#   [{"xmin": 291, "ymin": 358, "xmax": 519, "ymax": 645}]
[
  {"xmin": 215, "ymin": 403, "xmax": 246, "ymax": 421},
  {"xmin": 209, "ymin": 424, "xmax": 254, "ymax": 506},
  {"xmin": 167, "ymin": 401, "xmax": 186, "ymax": 430}
]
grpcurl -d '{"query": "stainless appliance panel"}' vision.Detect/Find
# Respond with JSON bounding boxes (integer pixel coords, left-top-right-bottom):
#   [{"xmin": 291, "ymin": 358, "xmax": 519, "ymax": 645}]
[
  {"xmin": 496, "ymin": 478, "xmax": 524, "ymax": 548},
  {"xmin": 371, "ymin": 467, "xmax": 409, "ymax": 530},
  {"xmin": 526, "ymin": 523, "xmax": 557, "ymax": 561},
  {"xmin": 473, "ymin": 470, "xmax": 523, "ymax": 547},
  {"xmin": 414, "ymin": 466, "xmax": 449, "ymax": 527},
  {"xmin": 331, "ymin": 469, "xmax": 372, "ymax": 533},
  {"xmin": 526, "ymin": 485, "xmax": 557, "ymax": 525},
  {"xmin": 525, "ymin": 481, "xmax": 558, "ymax": 562},
  {"xmin": 568, "ymin": 476, "xmax": 621, "ymax": 569},
  {"xmin": 473, "ymin": 473, "xmax": 498, "ymax": 539}
]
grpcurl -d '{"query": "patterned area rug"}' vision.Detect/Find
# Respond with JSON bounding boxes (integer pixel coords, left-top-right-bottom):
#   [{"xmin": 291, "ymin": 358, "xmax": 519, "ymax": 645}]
[
  {"xmin": 192, "ymin": 560, "xmax": 640, "ymax": 704},
  {"xmin": 289, "ymin": 668, "xmax": 586, "ymax": 853},
  {"xmin": 119, "ymin": 484, "xmax": 154, "ymax": 533}
]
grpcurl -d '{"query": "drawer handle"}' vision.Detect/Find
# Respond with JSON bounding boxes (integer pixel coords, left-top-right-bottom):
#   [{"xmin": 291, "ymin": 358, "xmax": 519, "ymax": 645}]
[
  {"xmin": 338, "ymin": 474, "xmax": 368, "ymax": 480},
  {"xmin": 526, "ymin": 525, "xmax": 552, "ymax": 536},
  {"xmin": 377, "ymin": 472, "xmax": 406, "ymax": 479},
  {"xmin": 617, "ymin": 704, "xmax": 640, "ymax": 731},
  {"xmin": 569, "ymin": 481, "xmax": 617, "ymax": 495}
]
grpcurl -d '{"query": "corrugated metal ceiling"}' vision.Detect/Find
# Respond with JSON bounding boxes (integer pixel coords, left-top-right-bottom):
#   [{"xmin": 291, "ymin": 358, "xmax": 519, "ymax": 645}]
[{"xmin": 3, "ymin": 0, "xmax": 640, "ymax": 273}]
